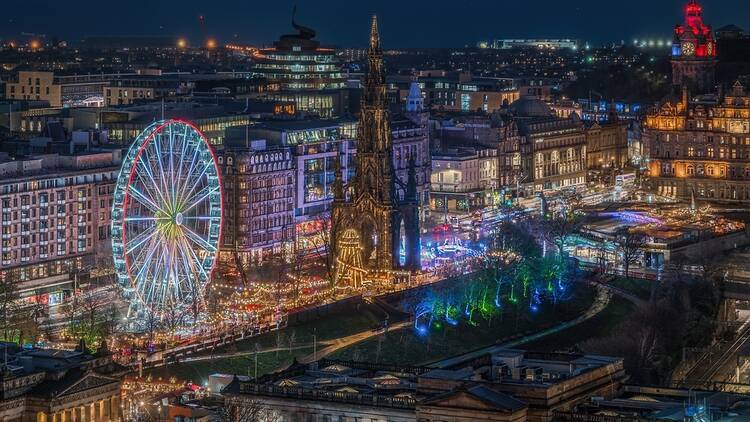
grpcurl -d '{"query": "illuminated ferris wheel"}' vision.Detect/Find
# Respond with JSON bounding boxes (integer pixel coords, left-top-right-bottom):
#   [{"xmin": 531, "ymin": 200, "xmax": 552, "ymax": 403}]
[{"xmin": 111, "ymin": 120, "xmax": 223, "ymax": 324}]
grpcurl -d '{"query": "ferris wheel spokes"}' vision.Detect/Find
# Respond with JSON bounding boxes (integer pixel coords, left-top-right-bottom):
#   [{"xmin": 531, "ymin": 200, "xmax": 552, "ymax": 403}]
[{"xmin": 112, "ymin": 120, "xmax": 222, "ymax": 328}]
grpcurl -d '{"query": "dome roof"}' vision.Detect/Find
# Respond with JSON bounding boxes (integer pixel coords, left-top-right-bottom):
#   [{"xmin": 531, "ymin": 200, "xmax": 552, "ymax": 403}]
[{"xmin": 508, "ymin": 96, "xmax": 553, "ymax": 117}]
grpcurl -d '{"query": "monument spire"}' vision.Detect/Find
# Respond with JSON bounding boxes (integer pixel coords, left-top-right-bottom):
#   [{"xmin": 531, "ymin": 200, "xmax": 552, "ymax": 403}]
[
  {"xmin": 369, "ymin": 15, "xmax": 380, "ymax": 52},
  {"xmin": 332, "ymin": 15, "xmax": 421, "ymax": 283}
]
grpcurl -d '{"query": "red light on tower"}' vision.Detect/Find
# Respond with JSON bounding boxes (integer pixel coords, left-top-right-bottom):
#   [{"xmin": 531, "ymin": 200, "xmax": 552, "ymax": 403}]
[{"xmin": 685, "ymin": 0, "xmax": 702, "ymax": 16}]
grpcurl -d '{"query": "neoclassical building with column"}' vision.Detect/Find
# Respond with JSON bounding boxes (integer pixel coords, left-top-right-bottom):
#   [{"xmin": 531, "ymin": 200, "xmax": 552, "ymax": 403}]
[{"xmin": 0, "ymin": 341, "xmax": 127, "ymax": 422}]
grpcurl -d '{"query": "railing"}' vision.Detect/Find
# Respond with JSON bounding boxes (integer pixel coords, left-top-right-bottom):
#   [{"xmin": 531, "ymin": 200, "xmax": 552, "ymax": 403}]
[
  {"xmin": 553, "ymin": 411, "xmax": 662, "ymax": 422},
  {"xmin": 236, "ymin": 383, "xmax": 417, "ymax": 410},
  {"xmin": 316, "ymin": 358, "xmax": 433, "ymax": 375},
  {"xmin": 135, "ymin": 317, "xmax": 288, "ymax": 369}
]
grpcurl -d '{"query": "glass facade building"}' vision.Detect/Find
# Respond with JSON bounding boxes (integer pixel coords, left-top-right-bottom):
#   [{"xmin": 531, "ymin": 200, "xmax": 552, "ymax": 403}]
[{"xmin": 251, "ymin": 19, "xmax": 346, "ymax": 117}]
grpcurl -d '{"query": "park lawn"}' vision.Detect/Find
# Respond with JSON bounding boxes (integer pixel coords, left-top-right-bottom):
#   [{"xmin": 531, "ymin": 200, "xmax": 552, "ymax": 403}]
[
  {"xmin": 328, "ymin": 283, "xmax": 596, "ymax": 366},
  {"xmin": 520, "ymin": 295, "xmax": 634, "ymax": 351},
  {"xmin": 145, "ymin": 347, "xmax": 313, "ymax": 385},
  {"xmin": 609, "ymin": 277, "xmax": 653, "ymax": 301},
  {"xmin": 144, "ymin": 305, "xmax": 384, "ymax": 384},
  {"xmin": 191, "ymin": 307, "xmax": 382, "ymax": 358}
]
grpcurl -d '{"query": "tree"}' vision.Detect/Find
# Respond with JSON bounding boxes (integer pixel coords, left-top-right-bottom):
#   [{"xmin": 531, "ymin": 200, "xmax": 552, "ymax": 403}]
[
  {"xmin": 275, "ymin": 331, "xmax": 285, "ymax": 358},
  {"xmin": 162, "ymin": 302, "xmax": 185, "ymax": 339},
  {"xmin": 0, "ymin": 272, "xmax": 21, "ymax": 341},
  {"xmin": 218, "ymin": 399, "xmax": 281, "ymax": 422},
  {"xmin": 64, "ymin": 289, "xmax": 111, "ymax": 347},
  {"xmin": 685, "ymin": 248, "xmax": 728, "ymax": 283},
  {"xmin": 615, "ymin": 228, "xmax": 648, "ymax": 278},
  {"xmin": 536, "ymin": 212, "xmax": 582, "ymax": 261},
  {"xmin": 143, "ymin": 308, "xmax": 159, "ymax": 346},
  {"xmin": 287, "ymin": 330, "xmax": 296, "ymax": 354},
  {"xmin": 16, "ymin": 295, "xmax": 48, "ymax": 345},
  {"xmin": 308, "ymin": 213, "xmax": 340, "ymax": 289},
  {"xmin": 288, "ymin": 234, "xmax": 307, "ymax": 308}
]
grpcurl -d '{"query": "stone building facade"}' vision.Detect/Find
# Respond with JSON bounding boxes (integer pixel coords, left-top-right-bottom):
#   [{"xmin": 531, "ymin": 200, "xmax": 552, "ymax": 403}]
[
  {"xmin": 218, "ymin": 145, "xmax": 296, "ymax": 265},
  {"xmin": 0, "ymin": 342, "xmax": 126, "ymax": 422},
  {"xmin": 645, "ymin": 82, "xmax": 750, "ymax": 202},
  {"xmin": 497, "ymin": 97, "xmax": 587, "ymax": 197},
  {"xmin": 222, "ymin": 348, "xmax": 625, "ymax": 422}
]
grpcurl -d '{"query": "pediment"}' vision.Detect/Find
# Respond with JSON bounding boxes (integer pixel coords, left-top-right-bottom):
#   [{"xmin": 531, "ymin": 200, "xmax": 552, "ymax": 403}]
[
  {"xmin": 424, "ymin": 391, "xmax": 496, "ymax": 410},
  {"xmin": 58, "ymin": 371, "xmax": 119, "ymax": 397}
]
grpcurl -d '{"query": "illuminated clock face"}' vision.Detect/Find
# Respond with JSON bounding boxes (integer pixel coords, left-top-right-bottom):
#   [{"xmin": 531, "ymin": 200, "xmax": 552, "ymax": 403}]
[
  {"xmin": 683, "ymin": 42, "xmax": 695, "ymax": 56},
  {"xmin": 706, "ymin": 42, "xmax": 713, "ymax": 56}
]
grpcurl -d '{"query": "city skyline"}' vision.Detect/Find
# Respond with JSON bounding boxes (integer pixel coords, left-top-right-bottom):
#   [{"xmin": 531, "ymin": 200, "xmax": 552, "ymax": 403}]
[
  {"xmin": 2, "ymin": 0, "xmax": 749, "ymax": 48},
  {"xmin": 2, "ymin": 1, "xmax": 750, "ymax": 420}
]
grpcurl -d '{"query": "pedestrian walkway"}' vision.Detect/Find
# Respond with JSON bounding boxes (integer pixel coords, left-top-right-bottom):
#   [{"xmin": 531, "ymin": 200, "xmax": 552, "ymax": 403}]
[{"xmin": 501, "ymin": 285, "xmax": 611, "ymax": 347}]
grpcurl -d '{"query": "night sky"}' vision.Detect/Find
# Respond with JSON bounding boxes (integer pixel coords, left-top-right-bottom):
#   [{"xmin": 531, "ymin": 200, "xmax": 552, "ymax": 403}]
[{"xmin": 3, "ymin": 0, "xmax": 749, "ymax": 48}]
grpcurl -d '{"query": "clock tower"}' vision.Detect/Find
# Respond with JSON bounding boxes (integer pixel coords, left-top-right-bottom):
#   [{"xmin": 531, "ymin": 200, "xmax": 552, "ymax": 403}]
[{"xmin": 671, "ymin": 0, "xmax": 716, "ymax": 94}]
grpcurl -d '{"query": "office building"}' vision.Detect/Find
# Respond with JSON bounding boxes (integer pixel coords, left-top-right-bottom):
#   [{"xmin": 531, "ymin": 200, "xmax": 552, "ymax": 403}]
[
  {"xmin": 0, "ymin": 150, "xmax": 120, "ymax": 306},
  {"xmin": 431, "ymin": 148, "xmax": 487, "ymax": 212},
  {"xmin": 231, "ymin": 120, "xmax": 355, "ymax": 248},
  {"xmin": 71, "ymin": 102, "xmax": 253, "ymax": 145},
  {"xmin": 5, "ymin": 71, "xmax": 108, "ymax": 107},
  {"xmin": 389, "ymin": 73, "xmax": 519, "ymax": 113},
  {"xmin": 251, "ymin": 15, "xmax": 346, "ymax": 117}
]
